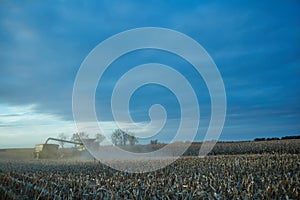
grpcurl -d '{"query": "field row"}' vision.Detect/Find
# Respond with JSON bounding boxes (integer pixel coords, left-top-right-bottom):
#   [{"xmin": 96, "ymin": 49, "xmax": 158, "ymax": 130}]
[{"xmin": 1, "ymin": 154, "xmax": 299, "ymax": 199}]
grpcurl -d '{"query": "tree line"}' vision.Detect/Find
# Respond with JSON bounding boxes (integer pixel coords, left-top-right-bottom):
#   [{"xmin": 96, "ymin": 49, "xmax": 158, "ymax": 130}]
[
  {"xmin": 57, "ymin": 129, "xmax": 139, "ymax": 148},
  {"xmin": 254, "ymin": 135, "xmax": 300, "ymax": 141}
]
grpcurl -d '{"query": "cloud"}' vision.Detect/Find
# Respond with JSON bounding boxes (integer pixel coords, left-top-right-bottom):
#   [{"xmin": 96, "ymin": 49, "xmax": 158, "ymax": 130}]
[
  {"xmin": 0, "ymin": 104, "xmax": 77, "ymax": 148},
  {"xmin": 0, "ymin": 1, "xmax": 299, "ymax": 147}
]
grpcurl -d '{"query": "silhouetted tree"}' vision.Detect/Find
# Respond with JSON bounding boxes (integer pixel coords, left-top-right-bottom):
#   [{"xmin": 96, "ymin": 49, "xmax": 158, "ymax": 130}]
[
  {"xmin": 71, "ymin": 132, "xmax": 87, "ymax": 148},
  {"xmin": 128, "ymin": 134, "xmax": 138, "ymax": 146},
  {"xmin": 254, "ymin": 138, "xmax": 265, "ymax": 142},
  {"xmin": 58, "ymin": 133, "xmax": 67, "ymax": 148},
  {"xmin": 111, "ymin": 129, "xmax": 137, "ymax": 145},
  {"xmin": 281, "ymin": 135, "xmax": 300, "ymax": 140},
  {"xmin": 71, "ymin": 133, "xmax": 80, "ymax": 145},
  {"xmin": 266, "ymin": 137, "xmax": 280, "ymax": 141},
  {"xmin": 150, "ymin": 139, "xmax": 158, "ymax": 145},
  {"xmin": 111, "ymin": 129, "xmax": 123, "ymax": 145}
]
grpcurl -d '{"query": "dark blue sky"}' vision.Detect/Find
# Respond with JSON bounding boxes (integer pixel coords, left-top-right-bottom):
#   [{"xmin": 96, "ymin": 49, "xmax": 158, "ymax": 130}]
[{"xmin": 0, "ymin": 0, "xmax": 299, "ymax": 147}]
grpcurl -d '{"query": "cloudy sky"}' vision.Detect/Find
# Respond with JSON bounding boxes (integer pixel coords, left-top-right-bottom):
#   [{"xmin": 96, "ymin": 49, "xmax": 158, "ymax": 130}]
[{"xmin": 0, "ymin": 0, "xmax": 299, "ymax": 148}]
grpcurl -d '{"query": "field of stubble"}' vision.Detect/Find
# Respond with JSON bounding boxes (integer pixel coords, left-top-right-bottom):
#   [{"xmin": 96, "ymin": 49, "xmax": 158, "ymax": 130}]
[{"xmin": 0, "ymin": 140, "xmax": 299, "ymax": 200}]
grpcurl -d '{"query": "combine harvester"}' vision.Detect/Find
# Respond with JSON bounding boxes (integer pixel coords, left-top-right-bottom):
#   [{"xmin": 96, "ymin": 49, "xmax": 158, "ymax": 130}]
[{"xmin": 33, "ymin": 137, "xmax": 85, "ymax": 159}]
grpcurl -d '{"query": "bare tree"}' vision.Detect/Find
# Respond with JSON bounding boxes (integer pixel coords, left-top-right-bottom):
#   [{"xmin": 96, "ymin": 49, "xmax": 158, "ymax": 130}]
[
  {"xmin": 150, "ymin": 139, "xmax": 158, "ymax": 145},
  {"xmin": 71, "ymin": 132, "xmax": 88, "ymax": 148},
  {"xmin": 58, "ymin": 133, "xmax": 67, "ymax": 148},
  {"xmin": 111, "ymin": 129, "xmax": 123, "ymax": 145},
  {"xmin": 128, "ymin": 134, "xmax": 138, "ymax": 146},
  {"xmin": 111, "ymin": 129, "xmax": 137, "ymax": 146},
  {"xmin": 71, "ymin": 133, "xmax": 81, "ymax": 148}
]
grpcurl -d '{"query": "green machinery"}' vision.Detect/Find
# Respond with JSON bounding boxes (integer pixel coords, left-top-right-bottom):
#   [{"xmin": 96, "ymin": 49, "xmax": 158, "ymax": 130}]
[{"xmin": 33, "ymin": 137, "xmax": 83, "ymax": 159}]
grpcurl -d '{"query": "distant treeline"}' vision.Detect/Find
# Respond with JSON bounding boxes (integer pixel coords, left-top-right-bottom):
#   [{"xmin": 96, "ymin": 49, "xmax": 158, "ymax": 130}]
[{"xmin": 254, "ymin": 135, "xmax": 300, "ymax": 141}]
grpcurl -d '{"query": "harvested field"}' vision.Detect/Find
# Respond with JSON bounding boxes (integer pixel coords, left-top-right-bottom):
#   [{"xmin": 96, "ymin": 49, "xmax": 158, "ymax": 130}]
[{"xmin": 0, "ymin": 140, "xmax": 299, "ymax": 199}]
